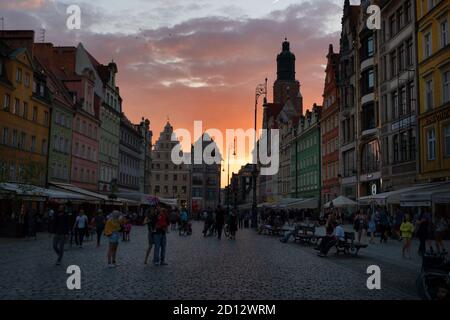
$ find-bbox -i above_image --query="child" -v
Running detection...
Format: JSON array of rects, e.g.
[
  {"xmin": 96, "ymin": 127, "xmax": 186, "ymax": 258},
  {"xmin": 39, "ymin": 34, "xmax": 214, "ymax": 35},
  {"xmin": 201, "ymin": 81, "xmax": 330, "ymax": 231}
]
[{"xmin": 400, "ymin": 214, "xmax": 414, "ymax": 259}]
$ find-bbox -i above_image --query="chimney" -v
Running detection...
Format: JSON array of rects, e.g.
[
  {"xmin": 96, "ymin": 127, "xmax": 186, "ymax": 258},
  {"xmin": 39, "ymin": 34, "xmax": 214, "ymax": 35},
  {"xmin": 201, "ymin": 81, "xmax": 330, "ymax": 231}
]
[{"xmin": 0, "ymin": 30, "xmax": 35, "ymax": 56}]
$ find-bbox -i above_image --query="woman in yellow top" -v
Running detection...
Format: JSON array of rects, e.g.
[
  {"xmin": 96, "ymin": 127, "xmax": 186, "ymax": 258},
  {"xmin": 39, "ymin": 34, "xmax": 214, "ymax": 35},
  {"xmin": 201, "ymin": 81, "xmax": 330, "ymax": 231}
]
[
  {"xmin": 104, "ymin": 211, "xmax": 122, "ymax": 268},
  {"xmin": 400, "ymin": 214, "xmax": 414, "ymax": 259}
]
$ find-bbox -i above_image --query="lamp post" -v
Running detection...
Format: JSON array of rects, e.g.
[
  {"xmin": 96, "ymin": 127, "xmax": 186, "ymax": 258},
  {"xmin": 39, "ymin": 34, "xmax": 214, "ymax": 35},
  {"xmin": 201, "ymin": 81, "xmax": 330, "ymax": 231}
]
[{"xmin": 251, "ymin": 79, "xmax": 267, "ymax": 228}]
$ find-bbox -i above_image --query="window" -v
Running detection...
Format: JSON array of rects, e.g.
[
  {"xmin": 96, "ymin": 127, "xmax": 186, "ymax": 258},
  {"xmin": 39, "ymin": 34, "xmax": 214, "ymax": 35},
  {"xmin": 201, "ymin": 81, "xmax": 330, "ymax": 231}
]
[
  {"xmin": 32, "ymin": 106, "xmax": 38, "ymax": 121},
  {"xmin": 390, "ymin": 14, "xmax": 396, "ymax": 37},
  {"xmin": 427, "ymin": 127, "xmax": 436, "ymax": 160},
  {"xmin": 44, "ymin": 111, "xmax": 49, "ymax": 126},
  {"xmin": 441, "ymin": 20, "xmax": 449, "ymax": 48},
  {"xmin": 22, "ymin": 102, "xmax": 28, "ymax": 119},
  {"xmin": 41, "ymin": 139, "xmax": 47, "ymax": 155},
  {"xmin": 400, "ymin": 86, "xmax": 407, "ymax": 116},
  {"xmin": 406, "ymin": 38, "xmax": 414, "ymax": 66},
  {"xmin": 12, "ymin": 130, "xmax": 17, "ymax": 147},
  {"xmin": 2, "ymin": 127, "xmax": 9, "ymax": 145},
  {"xmin": 16, "ymin": 68, "xmax": 22, "ymax": 83},
  {"xmin": 3, "ymin": 94, "xmax": 10, "ymax": 111},
  {"xmin": 31, "ymin": 136, "xmax": 36, "ymax": 153},
  {"xmin": 424, "ymin": 32, "xmax": 432, "ymax": 58},
  {"xmin": 24, "ymin": 73, "xmax": 30, "ymax": 88},
  {"xmin": 392, "ymin": 91, "xmax": 399, "ymax": 120},
  {"xmin": 445, "ymin": 125, "xmax": 450, "ymax": 157},
  {"xmin": 13, "ymin": 98, "xmax": 20, "ymax": 115},
  {"xmin": 391, "ymin": 51, "xmax": 397, "ymax": 78},
  {"xmin": 405, "ymin": 1, "xmax": 412, "ymax": 22},
  {"xmin": 426, "ymin": 79, "xmax": 434, "ymax": 110},
  {"xmin": 367, "ymin": 35, "xmax": 374, "ymax": 58},
  {"xmin": 443, "ymin": 70, "xmax": 450, "ymax": 103},
  {"xmin": 399, "ymin": 44, "xmax": 405, "ymax": 72}
]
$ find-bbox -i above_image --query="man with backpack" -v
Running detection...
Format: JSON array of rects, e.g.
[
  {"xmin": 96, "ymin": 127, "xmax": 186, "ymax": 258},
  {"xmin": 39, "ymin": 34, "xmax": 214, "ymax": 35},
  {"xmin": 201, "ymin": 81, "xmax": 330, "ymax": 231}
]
[{"xmin": 153, "ymin": 207, "xmax": 170, "ymax": 266}]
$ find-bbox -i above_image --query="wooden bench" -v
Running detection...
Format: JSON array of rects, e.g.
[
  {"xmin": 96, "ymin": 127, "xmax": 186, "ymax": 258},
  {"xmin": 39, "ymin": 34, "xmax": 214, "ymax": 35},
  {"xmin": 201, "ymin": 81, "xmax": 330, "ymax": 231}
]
[
  {"xmin": 335, "ymin": 232, "xmax": 368, "ymax": 256},
  {"xmin": 293, "ymin": 225, "xmax": 320, "ymax": 245}
]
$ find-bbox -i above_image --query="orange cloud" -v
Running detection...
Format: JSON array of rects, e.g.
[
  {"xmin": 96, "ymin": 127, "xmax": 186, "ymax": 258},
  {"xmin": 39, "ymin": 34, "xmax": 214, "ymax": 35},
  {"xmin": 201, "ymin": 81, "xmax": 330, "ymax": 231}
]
[{"xmin": 0, "ymin": 0, "xmax": 47, "ymax": 10}]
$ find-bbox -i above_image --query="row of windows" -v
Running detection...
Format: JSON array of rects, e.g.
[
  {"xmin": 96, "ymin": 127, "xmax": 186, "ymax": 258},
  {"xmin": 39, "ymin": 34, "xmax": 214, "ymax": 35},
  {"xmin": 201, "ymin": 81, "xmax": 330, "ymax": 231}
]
[
  {"xmin": 72, "ymin": 167, "xmax": 97, "ymax": 184},
  {"xmin": 298, "ymin": 135, "xmax": 319, "ymax": 152},
  {"xmin": 381, "ymin": 81, "xmax": 416, "ymax": 123},
  {"xmin": 74, "ymin": 142, "xmax": 97, "ymax": 162},
  {"xmin": 100, "ymin": 137, "xmax": 118, "ymax": 158},
  {"xmin": 119, "ymin": 172, "xmax": 139, "ymax": 187},
  {"xmin": 322, "ymin": 113, "xmax": 339, "ymax": 135},
  {"xmin": 381, "ymin": 0, "xmax": 413, "ymax": 43},
  {"xmin": 14, "ymin": 67, "xmax": 31, "ymax": 88},
  {"xmin": 121, "ymin": 130, "xmax": 141, "ymax": 149},
  {"xmin": 55, "ymin": 111, "xmax": 72, "ymax": 129},
  {"xmin": 322, "ymin": 137, "xmax": 340, "ymax": 156},
  {"xmin": 51, "ymin": 162, "xmax": 69, "ymax": 180},
  {"xmin": 74, "ymin": 117, "xmax": 98, "ymax": 140},
  {"xmin": 380, "ymin": 37, "xmax": 414, "ymax": 82},
  {"xmin": 152, "ymin": 162, "xmax": 185, "ymax": 170},
  {"xmin": 120, "ymin": 153, "xmax": 140, "ymax": 170},
  {"xmin": 298, "ymin": 170, "xmax": 320, "ymax": 189},
  {"xmin": 323, "ymin": 161, "xmax": 339, "ymax": 181},
  {"xmin": 100, "ymin": 165, "xmax": 117, "ymax": 183},
  {"xmin": 53, "ymin": 135, "xmax": 71, "ymax": 155},
  {"xmin": 422, "ymin": 19, "xmax": 449, "ymax": 60},
  {"xmin": 426, "ymin": 125, "xmax": 450, "ymax": 160},
  {"xmin": 2, "ymin": 95, "xmax": 49, "ymax": 126},
  {"xmin": 1, "ymin": 127, "xmax": 47, "ymax": 155},
  {"xmin": 0, "ymin": 161, "xmax": 45, "ymax": 183},
  {"xmin": 424, "ymin": 70, "xmax": 450, "ymax": 111},
  {"xmin": 154, "ymin": 173, "xmax": 188, "ymax": 182},
  {"xmin": 154, "ymin": 185, "xmax": 188, "ymax": 195}
]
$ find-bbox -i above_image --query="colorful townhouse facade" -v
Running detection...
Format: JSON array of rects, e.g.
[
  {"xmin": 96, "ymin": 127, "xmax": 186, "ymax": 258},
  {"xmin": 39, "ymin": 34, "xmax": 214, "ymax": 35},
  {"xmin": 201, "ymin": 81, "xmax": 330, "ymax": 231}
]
[
  {"xmin": 321, "ymin": 44, "xmax": 341, "ymax": 205},
  {"xmin": 0, "ymin": 31, "xmax": 51, "ymax": 187},
  {"xmin": 378, "ymin": 0, "xmax": 419, "ymax": 192},
  {"xmin": 33, "ymin": 51, "xmax": 74, "ymax": 184},
  {"xmin": 339, "ymin": 1, "xmax": 360, "ymax": 201},
  {"xmin": 416, "ymin": 0, "xmax": 450, "ymax": 182},
  {"xmin": 291, "ymin": 105, "xmax": 322, "ymax": 204}
]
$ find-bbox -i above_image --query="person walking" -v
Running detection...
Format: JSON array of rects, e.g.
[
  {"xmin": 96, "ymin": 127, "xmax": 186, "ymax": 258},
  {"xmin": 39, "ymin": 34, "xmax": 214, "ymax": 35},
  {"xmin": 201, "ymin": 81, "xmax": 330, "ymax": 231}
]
[
  {"xmin": 92, "ymin": 210, "xmax": 106, "ymax": 247},
  {"xmin": 416, "ymin": 210, "xmax": 432, "ymax": 256},
  {"xmin": 153, "ymin": 207, "xmax": 170, "ymax": 266},
  {"xmin": 104, "ymin": 211, "xmax": 122, "ymax": 268},
  {"xmin": 368, "ymin": 213, "xmax": 377, "ymax": 244},
  {"xmin": 215, "ymin": 206, "xmax": 225, "ymax": 240},
  {"xmin": 51, "ymin": 205, "xmax": 69, "ymax": 265},
  {"xmin": 400, "ymin": 214, "xmax": 414, "ymax": 259},
  {"xmin": 229, "ymin": 209, "xmax": 238, "ymax": 240},
  {"xmin": 435, "ymin": 214, "xmax": 448, "ymax": 254},
  {"xmin": 144, "ymin": 210, "xmax": 157, "ymax": 265},
  {"xmin": 179, "ymin": 208, "xmax": 188, "ymax": 236},
  {"xmin": 379, "ymin": 208, "xmax": 389, "ymax": 243},
  {"xmin": 73, "ymin": 210, "xmax": 88, "ymax": 248}
]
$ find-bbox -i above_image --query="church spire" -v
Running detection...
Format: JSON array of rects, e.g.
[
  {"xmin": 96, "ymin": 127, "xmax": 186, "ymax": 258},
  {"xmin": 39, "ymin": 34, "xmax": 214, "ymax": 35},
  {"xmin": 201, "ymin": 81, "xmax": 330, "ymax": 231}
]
[{"xmin": 277, "ymin": 38, "xmax": 296, "ymax": 81}]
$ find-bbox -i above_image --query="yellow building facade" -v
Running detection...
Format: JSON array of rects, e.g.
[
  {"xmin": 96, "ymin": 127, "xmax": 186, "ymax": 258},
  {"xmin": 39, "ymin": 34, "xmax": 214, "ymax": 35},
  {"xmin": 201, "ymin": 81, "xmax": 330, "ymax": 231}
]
[
  {"xmin": 0, "ymin": 45, "xmax": 51, "ymax": 186},
  {"xmin": 417, "ymin": 0, "xmax": 450, "ymax": 181}
]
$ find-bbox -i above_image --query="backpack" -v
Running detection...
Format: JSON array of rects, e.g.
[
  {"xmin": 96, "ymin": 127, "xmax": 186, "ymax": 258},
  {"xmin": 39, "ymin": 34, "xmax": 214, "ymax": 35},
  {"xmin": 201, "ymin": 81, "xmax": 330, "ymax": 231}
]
[{"xmin": 155, "ymin": 212, "xmax": 168, "ymax": 230}]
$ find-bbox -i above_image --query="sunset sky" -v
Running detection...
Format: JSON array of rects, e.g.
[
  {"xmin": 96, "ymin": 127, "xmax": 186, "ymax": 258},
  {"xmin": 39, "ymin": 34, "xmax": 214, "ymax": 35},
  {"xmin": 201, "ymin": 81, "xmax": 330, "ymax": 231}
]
[{"xmin": 0, "ymin": 0, "xmax": 356, "ymax": 186}]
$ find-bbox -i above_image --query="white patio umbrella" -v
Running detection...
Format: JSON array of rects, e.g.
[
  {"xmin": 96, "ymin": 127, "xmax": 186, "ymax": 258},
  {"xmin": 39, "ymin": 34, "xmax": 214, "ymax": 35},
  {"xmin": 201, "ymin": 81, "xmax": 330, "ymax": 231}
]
[{"xmin": 324, "ymin": 196, "xmax": 357, "ymax": 208}]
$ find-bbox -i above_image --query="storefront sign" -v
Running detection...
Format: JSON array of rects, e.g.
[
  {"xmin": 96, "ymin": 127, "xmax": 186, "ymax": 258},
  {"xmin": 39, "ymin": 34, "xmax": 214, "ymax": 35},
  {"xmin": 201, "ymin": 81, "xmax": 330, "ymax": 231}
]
[{"xmin": 424, "ymin": 108, "xmax": 450, "ymax": 126}]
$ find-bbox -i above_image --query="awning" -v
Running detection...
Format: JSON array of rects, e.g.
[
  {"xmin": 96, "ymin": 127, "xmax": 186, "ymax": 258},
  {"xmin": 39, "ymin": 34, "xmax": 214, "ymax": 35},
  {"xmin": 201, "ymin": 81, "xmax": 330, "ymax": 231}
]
[
  {"xmin": 141, "ymin": 195, "xmax": 178, "ymax": 207},
  {"xmin": 284, "ymin": 198, "xmax": 319, "ymax": 209},
  {"xmin": 400, "ymin": 182, "xmax": 450, "ymax": 207},
  {"xmin": 358, "ymin": 183, "xmax": 448, "ymax": 206},
  {"xmin": 257, "ymin": 202, "xmax": 273, "ymax": 208},
  {"xmin": 324, "ymin": 196, "xmax": 357, "ymax": 208},
  {"xmin": 49, "ymin": 182, "xmax": 122, "ymax": 205},
  {"xmin": 0, "ymin": 183, "xmax": 97, "ymax": 203},
  {"xmin": 238, "ymin": 203, "xmax": 253, "ymax": 210}
]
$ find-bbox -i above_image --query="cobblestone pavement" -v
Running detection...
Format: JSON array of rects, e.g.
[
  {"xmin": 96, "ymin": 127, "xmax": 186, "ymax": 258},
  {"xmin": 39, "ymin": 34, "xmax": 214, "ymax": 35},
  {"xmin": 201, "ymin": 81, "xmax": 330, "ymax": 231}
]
[{"xmin": 0, "ymin": 222, "xmax": 422, "ymax": 300}]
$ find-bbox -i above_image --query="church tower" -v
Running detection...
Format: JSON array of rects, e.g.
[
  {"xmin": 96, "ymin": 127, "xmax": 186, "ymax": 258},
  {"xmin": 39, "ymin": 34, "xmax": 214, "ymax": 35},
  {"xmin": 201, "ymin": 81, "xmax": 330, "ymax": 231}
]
[{"xmin": 273, "ymin": 38, "xmax": 303, "ymax": 114}]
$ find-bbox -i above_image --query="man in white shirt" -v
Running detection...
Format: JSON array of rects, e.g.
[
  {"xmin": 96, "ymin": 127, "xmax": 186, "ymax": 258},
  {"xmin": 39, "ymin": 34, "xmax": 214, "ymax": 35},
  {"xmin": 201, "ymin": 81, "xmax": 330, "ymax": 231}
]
[
  {"xmin": 73, "ymin": 210, "xmax": 88, "ymax": 248},
  {"xmin": 318, "ymin": 220, "xmax": 346, "ymax": 257}
]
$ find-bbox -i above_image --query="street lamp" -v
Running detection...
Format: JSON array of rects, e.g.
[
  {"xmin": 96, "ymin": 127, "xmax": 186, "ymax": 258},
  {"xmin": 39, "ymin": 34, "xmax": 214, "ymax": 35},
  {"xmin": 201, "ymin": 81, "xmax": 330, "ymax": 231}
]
[{"xmin": 251, "ymin": 79, "xmax": 267, "ymax": 228}]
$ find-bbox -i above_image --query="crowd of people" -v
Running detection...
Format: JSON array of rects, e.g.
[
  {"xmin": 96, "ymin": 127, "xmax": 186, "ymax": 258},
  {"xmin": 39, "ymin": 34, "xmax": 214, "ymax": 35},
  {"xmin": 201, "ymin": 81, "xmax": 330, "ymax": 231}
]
[
  {"xmin": 201, "ymin": 206, "xmax": 239, "ymax": 240},
  {"xmin": 49, "ymin": 204, "xmax": 173, "ymax": 267}
]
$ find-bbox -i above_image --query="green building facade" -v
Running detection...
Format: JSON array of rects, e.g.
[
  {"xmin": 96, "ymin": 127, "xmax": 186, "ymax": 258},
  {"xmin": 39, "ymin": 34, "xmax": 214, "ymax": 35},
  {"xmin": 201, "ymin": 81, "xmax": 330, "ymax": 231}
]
[{"xmin": 291, "ymin": 105, "xmax": 322, "ymax": 203}]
